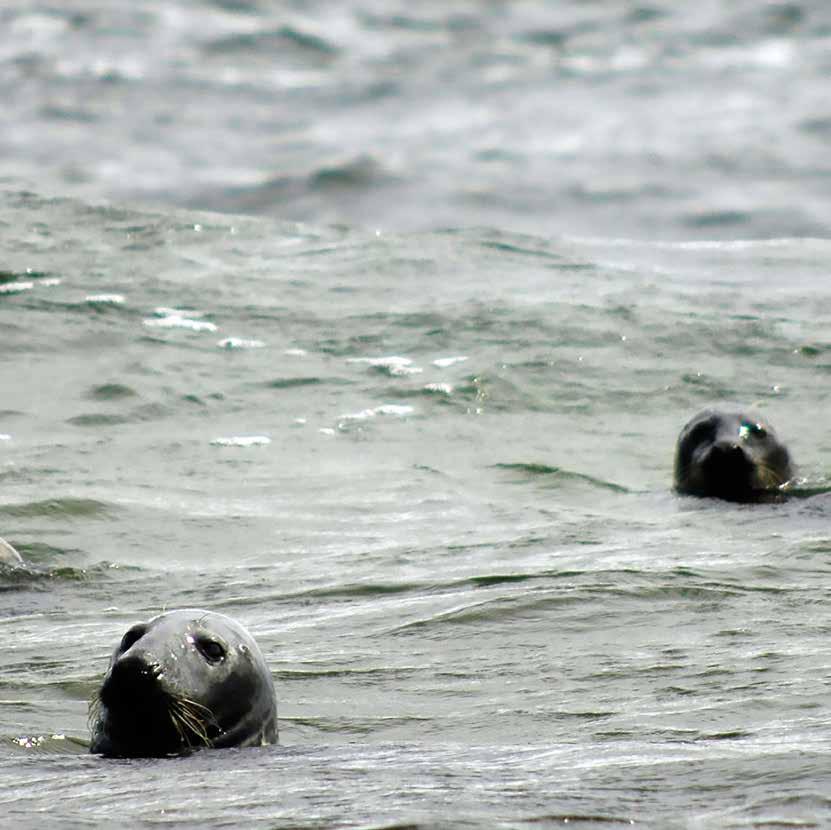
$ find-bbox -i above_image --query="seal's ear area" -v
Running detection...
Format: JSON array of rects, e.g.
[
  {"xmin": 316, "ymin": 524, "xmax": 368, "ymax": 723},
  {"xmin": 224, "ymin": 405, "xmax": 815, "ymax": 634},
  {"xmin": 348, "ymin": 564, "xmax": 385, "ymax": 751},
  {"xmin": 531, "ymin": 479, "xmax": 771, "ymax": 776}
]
[
  {"xmin": 681, "ymin": 416, "xmax": 718, "ymax": 451},
  {"xmin": 673, "ymin": 410, "xmax": 716, "ymax": 482}
]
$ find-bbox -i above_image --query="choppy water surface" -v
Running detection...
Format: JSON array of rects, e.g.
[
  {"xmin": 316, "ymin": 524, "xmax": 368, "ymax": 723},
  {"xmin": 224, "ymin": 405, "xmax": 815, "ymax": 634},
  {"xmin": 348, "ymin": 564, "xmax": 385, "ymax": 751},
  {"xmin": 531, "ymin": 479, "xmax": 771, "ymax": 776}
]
[
  {"xmin": 2, "ymin": 1, "xmax": 831, "ymax": 829},
  {"xmin": 3, "ymin": 0, "xmax": 831, "ymax": 239},
  {"xmin": 2, "ymin": 193, "xmax": 831, "ymax": 828}
]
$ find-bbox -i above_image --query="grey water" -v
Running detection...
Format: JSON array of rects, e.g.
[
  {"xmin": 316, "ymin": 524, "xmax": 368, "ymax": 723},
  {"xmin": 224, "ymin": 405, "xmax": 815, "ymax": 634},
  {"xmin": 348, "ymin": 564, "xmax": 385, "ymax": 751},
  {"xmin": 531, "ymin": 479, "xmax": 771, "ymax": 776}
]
[{"xmin": 2, "ymin": 2, "xmax": 831, "ymax": 828}]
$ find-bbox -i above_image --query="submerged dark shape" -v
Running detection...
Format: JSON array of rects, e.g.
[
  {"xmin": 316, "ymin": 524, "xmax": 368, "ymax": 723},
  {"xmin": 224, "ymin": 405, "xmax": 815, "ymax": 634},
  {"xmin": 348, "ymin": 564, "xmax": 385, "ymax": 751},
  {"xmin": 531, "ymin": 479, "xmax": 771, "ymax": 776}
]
[
  {"xmin": 89, "ymin": 609, "xmax": 277, "ymax": 758},
  {"xmin": 673, "ymin": 408, "xmax": 794, "ymax": 503}
]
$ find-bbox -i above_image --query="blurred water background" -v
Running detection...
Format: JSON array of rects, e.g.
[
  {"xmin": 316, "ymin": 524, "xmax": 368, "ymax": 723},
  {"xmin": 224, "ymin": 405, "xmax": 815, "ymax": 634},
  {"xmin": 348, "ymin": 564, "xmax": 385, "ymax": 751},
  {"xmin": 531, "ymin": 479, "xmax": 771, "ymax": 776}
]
[{"xmin": 2, "ymin": 2, "xmax": 831, "ymax": 828}]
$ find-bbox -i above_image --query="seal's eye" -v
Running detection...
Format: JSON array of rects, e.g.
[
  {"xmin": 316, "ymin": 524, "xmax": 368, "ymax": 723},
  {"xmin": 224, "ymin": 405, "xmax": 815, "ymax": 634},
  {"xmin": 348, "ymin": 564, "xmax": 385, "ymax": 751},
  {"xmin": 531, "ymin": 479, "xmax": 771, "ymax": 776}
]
[
  {"xmin": 195, "ymin": 636, "xmax": 226, "ymax": 664},
  {"xmin": 740, "ymin": 421, "xmax": 766, "ymax": 440},
  {"xmin": 119, "ymin": 624, "xmax": 147, "ymax": 654}
]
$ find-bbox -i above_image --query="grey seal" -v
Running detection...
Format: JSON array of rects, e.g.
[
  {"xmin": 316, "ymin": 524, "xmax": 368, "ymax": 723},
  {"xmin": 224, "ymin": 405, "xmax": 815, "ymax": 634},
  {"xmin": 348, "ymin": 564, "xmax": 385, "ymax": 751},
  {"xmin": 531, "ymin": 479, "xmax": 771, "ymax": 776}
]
[
  {"xmin": 0, "ymin": 537, "xmax": 22, "ymax": 566},
  {"xmin": 89, "ymin": 608, "xmax": 277, "ymax": 757},
  {"xmin": 673, "ymin": 408, "xmax": 794, "ymax": 503}
]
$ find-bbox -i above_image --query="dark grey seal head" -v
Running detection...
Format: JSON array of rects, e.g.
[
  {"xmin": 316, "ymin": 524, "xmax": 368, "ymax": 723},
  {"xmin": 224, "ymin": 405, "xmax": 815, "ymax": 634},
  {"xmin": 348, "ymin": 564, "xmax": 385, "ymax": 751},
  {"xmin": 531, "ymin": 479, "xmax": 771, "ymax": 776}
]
[
  {"xmin": 90, "ymin": 608, "xmax": 277, "ymax": 758},
  {"xmin": 673, "ymin": 408, "xmax": 794, "ymax": 503}
]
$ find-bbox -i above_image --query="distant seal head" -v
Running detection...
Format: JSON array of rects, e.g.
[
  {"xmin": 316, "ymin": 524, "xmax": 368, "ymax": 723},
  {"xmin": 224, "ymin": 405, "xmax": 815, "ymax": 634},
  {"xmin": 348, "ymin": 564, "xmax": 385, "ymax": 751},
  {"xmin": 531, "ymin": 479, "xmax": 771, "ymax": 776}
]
[
  {"xmin": 674, "ymin": 408, "xmax": 794, "ymax": 503},
  {"xmin": 0, "ymin": 537, "xmax": 22, "ymax": 566},
  {"xmin": 90, "ymin": 609, "xmax": 277, "ymax": 757}
]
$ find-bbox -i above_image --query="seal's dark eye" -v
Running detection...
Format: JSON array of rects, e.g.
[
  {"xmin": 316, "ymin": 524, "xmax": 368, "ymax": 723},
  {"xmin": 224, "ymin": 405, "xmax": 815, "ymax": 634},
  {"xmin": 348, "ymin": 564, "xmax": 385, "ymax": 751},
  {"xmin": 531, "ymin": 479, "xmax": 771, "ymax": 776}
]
[
  {"xmin": 740, "ymin": 420, "xmax": 766, "ymax": 439},
  {"xmin": 119, "ymin": 624, "xmax": 147, "ymax": 654},
  {"xmin": 195, "ymin": 636, "xmax": 225, "ymax": 664}
]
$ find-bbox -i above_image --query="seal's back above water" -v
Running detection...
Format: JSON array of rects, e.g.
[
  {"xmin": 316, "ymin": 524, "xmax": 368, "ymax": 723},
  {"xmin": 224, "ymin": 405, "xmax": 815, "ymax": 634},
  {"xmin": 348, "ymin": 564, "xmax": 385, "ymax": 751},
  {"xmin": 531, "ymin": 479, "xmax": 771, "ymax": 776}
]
[
  {"xmin": 673, "ymin": 408, "xmax": 794, "ymax": 503},
  {"xmin": 90, "ymin": 608, "xmax": 277, "ymax": 758}
]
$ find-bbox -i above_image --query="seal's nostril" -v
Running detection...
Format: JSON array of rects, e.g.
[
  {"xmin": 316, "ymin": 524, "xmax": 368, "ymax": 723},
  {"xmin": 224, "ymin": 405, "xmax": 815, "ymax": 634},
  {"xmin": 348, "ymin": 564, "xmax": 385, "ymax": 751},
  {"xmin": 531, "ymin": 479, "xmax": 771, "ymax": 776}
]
[
  {"xmin": 99, "ymin": 653, "xmax": 165, "ymax": 712},
  {"xmin": 107, "ymin": 654, "xmax": 162, "ymax": 689},
  {"xmin": 709, "ymin": 440, "xmax": 747, "ymax": 462}
]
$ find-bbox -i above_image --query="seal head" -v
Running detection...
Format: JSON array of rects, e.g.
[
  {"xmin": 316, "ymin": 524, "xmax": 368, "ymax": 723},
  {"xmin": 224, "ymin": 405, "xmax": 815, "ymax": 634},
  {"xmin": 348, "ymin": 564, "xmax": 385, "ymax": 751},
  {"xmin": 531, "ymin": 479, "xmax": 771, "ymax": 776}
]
[
  {"xmin": 90, "ymin": 608, "xmax": 277, "ymax": 757},
  {"xmin": 0, "ymin": 537, "xmax": 22, "ymax": 566},
  {"xmin": 673, "ymin": 408, "xmax": 794, "ymax": 503}
]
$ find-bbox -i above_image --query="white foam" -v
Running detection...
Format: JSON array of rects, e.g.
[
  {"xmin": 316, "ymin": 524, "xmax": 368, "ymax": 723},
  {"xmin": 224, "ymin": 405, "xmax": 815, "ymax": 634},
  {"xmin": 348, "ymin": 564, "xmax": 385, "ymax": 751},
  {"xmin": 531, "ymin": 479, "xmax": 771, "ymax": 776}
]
[
  {"xmin": 338, "ymin": 404, "xmax": 415, "ymax": 422},
  {"xmin": 217, "ymin": 337, "xmax": 265, "ymax": 349},
  {"xmin": 423, "ymin": 382, "xmax": 453, "ymax": 395},
  {"xmin": 0, "ymin": 434, "xmax": 10, "ymax": 441},
  {"xmin": 347, "ymin": 356, "xmax": 411, "ymax": 366},
  {"xmin": 210, "ymin": 435, "xmax": 271, "ymax": 447},
  {"xmin": 392, "ymin": 365, "xmax": 423, "ymax": 376},
  {"xmin": 86, "ymin": 294, "xmax": 125, "ymax": 304},
  {"xmin": 347, "ymin": 356, "xmax": 422, "ymax": 376},
  {"xmin": 144, "ymin": 315, "xmax": 218, "ymax": 332},
  {"xmin": 284, "ymin": 348, "xmax": 308, "ymax": 356},
  {"xmin": 432, "ymin": 356, "xmax": 468, "ymax": 368},
  {"xmin": 338, "ymin": 408, "xmax": 375, "ymax": 422},
  {"xmin": 0, "ymin": 281, "xmax": 34, "ymax": 294},
  {"xmin": 374, "ymin": 405, "xmax": 415, "ymax": 417},
  {"xmin": 154, "ymin": 306, "xmax": 198, "ymax": 317}
]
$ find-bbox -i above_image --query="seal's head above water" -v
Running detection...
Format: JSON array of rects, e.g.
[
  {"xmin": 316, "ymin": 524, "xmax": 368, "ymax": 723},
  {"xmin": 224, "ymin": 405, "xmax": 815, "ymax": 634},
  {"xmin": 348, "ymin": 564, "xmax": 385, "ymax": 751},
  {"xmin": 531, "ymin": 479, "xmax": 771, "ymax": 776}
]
[
  {"xmin": 90, "ymin": 609, "xmax": 277, "ymax": 758},
  {"xmin": 674, "ymin": 408, "xmax": 794, "ymax": 503},
  {"xmin": 0, "ymin": 537, "xmax": 22, "ymax": 567}
]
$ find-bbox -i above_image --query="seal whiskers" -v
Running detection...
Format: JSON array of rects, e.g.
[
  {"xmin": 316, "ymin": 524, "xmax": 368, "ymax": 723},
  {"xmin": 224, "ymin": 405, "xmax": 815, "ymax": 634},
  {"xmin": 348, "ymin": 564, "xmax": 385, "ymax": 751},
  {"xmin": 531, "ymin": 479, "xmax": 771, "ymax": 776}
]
[
  {"xmin": 168, "ymin": 697, "xmax": 218, "ymax": 749},
  {"xmin": 754, "ymin": 460, "xmax": 789, "ymax": 490}
]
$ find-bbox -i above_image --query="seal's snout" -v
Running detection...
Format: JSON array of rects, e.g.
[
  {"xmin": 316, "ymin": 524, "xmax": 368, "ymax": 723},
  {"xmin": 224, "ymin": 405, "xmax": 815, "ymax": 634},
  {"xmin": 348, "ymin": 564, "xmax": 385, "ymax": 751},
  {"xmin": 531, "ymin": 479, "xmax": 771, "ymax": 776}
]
[
  {"xmin": 713, "ymin": 439, "xmax": 745, "ymax": 458},
  {"xmin": 112, "ymin": 653, "xmax": 162, "ymax": 682},
  {"xmin": 702, "ymin": 440, "xmax": 754, "ymax": 493},
  {"xmin": 101, "ymin": 653, "xmax": 164, "ymax": 708}
]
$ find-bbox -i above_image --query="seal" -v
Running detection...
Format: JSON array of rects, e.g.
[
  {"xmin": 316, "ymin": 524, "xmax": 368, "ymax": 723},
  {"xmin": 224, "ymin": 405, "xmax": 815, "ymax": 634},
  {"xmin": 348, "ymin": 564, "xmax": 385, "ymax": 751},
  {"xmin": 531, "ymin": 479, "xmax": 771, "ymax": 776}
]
[
  {"xmin": 673, "ymin": 408, "xmax": 794, "ymax": 503},
  {"xmin": 89, "ymin": 608, "xmax": 277, "ymax": 757},
  {"xmin": 0, "ymin": 536, "xmax": 22, "ymax": 566}
]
